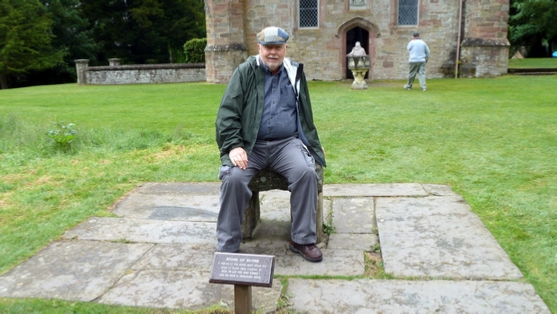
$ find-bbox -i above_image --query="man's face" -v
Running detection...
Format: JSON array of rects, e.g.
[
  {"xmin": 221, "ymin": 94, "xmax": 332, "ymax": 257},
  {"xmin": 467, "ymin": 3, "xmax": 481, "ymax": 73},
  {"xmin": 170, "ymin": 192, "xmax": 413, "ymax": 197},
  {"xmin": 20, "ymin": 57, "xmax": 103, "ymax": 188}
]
[{"xmin": 258, "ymin": 43, "xmax": 286, "ymax": 72}]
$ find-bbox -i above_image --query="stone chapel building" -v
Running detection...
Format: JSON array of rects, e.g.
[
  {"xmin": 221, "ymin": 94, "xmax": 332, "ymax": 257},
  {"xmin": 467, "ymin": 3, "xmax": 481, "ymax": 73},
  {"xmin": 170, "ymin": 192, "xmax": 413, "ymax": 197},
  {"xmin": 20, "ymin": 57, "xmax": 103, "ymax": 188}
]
[{"xmin": 204, "ymin": 0, "xmax": 510, "ymax": 84}]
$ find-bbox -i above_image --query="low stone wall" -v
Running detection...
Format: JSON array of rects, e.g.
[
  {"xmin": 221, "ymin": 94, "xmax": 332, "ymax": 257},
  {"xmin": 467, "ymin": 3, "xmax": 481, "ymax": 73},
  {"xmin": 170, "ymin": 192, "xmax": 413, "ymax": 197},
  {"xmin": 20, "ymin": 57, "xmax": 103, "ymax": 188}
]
[
  {"xmin": 75, "ymin": 59, "xmax": 206, "ymax": 85},
  {"xmin": 460, "ymin": 38, "xmax": 510, "ymax": 78}
]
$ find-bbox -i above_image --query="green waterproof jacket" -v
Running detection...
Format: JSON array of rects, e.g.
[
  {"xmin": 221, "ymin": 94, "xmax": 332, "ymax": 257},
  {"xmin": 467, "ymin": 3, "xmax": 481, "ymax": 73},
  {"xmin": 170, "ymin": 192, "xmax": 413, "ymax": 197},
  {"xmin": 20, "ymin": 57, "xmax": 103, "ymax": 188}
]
[{"xmin": 215, "ymin": 55, "xmax": 326, "ymax": 168}]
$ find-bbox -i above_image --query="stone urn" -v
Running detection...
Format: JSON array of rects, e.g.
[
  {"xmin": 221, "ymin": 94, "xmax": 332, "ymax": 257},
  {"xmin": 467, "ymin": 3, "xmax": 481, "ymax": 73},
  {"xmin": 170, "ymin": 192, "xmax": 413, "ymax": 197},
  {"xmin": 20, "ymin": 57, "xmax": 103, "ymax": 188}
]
[{"xmin": 347, "ymin": 56, "xmax": 371, "ymax": 90}]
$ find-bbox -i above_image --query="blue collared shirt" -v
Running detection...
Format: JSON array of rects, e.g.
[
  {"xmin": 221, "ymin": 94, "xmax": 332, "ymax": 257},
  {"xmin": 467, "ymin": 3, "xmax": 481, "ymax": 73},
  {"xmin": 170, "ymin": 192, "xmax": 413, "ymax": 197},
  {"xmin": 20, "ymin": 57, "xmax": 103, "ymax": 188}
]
[{"xmin": 257, "ymin": 59, "xmax": 298, "ymax": 140}]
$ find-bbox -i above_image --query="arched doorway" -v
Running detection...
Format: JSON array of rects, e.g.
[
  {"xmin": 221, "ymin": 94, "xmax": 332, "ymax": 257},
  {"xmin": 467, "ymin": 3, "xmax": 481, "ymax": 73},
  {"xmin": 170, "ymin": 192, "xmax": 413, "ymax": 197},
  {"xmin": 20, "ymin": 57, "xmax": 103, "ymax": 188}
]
[
  {"xmin": 337, "ymin": 17, "xmax": 378, "ymax": 81},
  {"xmin": 346, "ymin": 27, "xmax": 370, "ymax": 79}
]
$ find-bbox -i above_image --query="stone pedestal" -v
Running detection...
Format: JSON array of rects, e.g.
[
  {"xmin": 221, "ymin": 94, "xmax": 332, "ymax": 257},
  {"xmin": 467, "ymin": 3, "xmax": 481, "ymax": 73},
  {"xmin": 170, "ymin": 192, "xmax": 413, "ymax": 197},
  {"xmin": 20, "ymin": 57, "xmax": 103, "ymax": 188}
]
[{"xmin": 347, "ymin": 56, "xmax": 370, "ymax": 90}]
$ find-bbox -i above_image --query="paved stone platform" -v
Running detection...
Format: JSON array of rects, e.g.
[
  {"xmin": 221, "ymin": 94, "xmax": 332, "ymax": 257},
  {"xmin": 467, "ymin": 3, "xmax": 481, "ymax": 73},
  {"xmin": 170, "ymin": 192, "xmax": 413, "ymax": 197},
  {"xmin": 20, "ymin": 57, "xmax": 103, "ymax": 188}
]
[{"xmin": 0, "ymin": 183, "xmax": 551, "ymax": 313}]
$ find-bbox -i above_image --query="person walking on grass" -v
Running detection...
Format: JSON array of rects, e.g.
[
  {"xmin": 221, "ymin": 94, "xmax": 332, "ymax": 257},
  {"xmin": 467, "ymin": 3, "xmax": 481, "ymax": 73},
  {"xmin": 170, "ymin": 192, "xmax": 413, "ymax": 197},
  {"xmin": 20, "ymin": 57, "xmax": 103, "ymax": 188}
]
[
  {"xmin": 215, "ymin": 26, "xmax": 326, "ymax": 262},
  {"xmin": 404, "ymin": 31, "xmax": 430, "ymax": 91}
]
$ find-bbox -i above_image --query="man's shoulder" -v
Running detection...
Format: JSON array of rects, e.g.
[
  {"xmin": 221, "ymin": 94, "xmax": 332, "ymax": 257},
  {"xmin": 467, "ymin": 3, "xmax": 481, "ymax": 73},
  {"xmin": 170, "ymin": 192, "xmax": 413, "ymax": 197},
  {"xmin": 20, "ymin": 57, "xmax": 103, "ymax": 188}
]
[
  {"xmin": 236, "ymin": 56, "xmax": 258, "ymax": 72},
  {"xmin": 286, "ymin": 58, "xmax": 299, "ymax": 67},
  {"xmin": 409, "ymin": 39, "xmax": 427, "ymax": 46},
  {"xmin": 240, "ymin": 56, "xmax": 257, "ymax": 66}
]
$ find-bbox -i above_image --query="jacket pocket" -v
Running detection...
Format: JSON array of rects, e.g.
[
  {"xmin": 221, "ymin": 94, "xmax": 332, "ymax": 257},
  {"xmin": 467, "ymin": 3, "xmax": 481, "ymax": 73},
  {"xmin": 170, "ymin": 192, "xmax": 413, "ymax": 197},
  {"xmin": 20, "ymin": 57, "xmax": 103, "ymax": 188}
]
[
  {"xmin": 300, "ymin": 143, "xmax": 315, "ymax": 168},
  {"xmin": 218, "ymin": 165, "xmax": 231, "ymax": 180}
]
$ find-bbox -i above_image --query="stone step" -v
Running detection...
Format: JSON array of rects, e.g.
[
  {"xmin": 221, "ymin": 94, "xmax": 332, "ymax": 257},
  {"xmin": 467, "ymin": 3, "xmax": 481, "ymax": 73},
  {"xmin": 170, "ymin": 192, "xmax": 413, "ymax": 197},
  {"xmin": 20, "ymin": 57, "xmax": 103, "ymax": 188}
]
[{"xmin": 507, "ymin": 68, "xmax": 557, "ymax": 75}]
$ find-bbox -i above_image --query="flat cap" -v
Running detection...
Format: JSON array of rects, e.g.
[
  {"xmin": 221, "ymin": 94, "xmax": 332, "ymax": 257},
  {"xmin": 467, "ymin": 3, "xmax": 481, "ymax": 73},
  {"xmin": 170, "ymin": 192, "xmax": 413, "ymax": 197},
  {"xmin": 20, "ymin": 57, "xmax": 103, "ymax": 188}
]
[{"xmin": 257, "ymin": 26, "xmax": 289, "ymax": 45}]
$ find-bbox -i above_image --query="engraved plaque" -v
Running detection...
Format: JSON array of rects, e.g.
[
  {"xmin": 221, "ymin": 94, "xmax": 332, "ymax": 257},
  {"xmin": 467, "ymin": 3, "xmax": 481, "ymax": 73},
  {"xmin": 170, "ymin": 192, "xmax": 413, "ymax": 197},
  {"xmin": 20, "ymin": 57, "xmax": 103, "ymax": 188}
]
[
  {"xmin": 209, "ymin": 253, "xmax": 275, "ymax": 287},
  {"xmin": 350, "ymin": 0, "xmax": 366, "ymax": 10}
]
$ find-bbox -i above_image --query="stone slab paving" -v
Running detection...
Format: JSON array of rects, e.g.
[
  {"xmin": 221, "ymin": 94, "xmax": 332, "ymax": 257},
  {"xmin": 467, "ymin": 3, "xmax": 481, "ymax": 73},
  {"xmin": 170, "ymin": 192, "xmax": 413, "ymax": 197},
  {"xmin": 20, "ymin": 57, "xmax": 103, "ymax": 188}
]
[
  {"xmin": 422, "ymin": 184, "xmax": 463, "ymax": 197},
  {"xmin": 0, "ymin": 240, "xmax": 153, "ymax": 301},
  {"xmin": 274, "ymin": 249, "xmax": 364, "ymax": 277},
  {"xmin": 111, "ymin": 183, "xmax": 221, "ymax": 222},
  {"xmin": 287, "ymin": 279, "xmax": 551, "ymax": 313},
  {"xmin": 0, "ymin": 183, "xmax": 550, "ymax": 313},
  {"xmin": 131, "ymin": 243, "xmax": 216, "ymax": 271},
  {"xmin": 324, "ymin": 183, "xmax": 427, "ymax": 197},
  {"xmin": 62, "ymin": 217, "xmax": 217, "ymax": 245},
  {"xmin": 328, "ymin": 233, "xmax": 378, "ymax": 251},
  {"xmin": 131, "ymin": 182, "xmax": 221, "ymax": 195},
  {"xmin": 97, "ymin": 269, "xmax": 282, "ymax": 312},
  {"xmin": 376, "ymin": 196, "xmax": 524, "ymax": 280},
  {"xmin": 332, "ymin": 197, "xmax": 376, "ymax": 233},
  {"xmin": 113, "ymin": 194, "xmax": 220, "ymax": 222},
  {"xmin": 257, "ymin": 190, "xmax": 299, "ymax": 221}
]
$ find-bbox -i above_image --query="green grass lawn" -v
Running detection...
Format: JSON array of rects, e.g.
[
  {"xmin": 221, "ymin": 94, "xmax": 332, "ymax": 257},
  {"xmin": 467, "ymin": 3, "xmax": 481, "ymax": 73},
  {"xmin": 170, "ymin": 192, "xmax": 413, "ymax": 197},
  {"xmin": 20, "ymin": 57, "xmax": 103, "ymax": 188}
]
[
  {"xmin": 508, "ymin": 57, "xmax": 557, "ymax": 68},
  {"xmin": 1, "ymin": 77, "xmax": 556, "ymax": 312}
]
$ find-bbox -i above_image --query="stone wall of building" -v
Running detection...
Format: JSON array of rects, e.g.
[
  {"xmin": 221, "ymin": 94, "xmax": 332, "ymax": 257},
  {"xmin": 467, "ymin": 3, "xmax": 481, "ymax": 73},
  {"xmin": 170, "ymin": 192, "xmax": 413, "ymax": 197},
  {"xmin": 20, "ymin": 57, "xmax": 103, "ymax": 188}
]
[
  {"xmin": 204, "ymin": 0, "xmax": 248, "ymax": 83},
  {"xmin": 460, "ymin": 38, "xmax": 510, "ymax": 77},
  {"xmin": 246, "ymin": 0, "xmax": 458, "ymax": 80},
  {"xmin": 207, "ymin": 0, "xmax": 463, "ymax": 82},
  {"xmin": 75, "ymin": 59, "xmax": 205, "ymax": 85},
  {"xmin": 205, "ymin": 0, "xmax": 510, "ymax": 83},
  {"xmin": 460, "ymin": 0, "xmax": 510, "ymax": 77}
]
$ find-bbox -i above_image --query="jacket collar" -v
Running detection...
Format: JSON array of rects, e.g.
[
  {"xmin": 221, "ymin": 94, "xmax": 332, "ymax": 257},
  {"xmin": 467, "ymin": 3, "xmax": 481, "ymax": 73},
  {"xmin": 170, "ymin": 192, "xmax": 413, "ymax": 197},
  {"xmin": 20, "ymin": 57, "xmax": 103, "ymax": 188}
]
[{"xmin": 255, "ymin": 55, "xmax": 298, "ymax": 87}]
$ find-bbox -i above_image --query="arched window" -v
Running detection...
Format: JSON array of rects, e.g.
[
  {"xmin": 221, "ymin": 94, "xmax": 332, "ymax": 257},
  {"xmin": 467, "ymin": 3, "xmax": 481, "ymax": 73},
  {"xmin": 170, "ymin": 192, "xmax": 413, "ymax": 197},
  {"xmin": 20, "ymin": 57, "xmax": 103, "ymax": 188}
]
[
  {"xmin": 398, "ymin": 0, "xmax": 418, "ymax": 25},
  {"xmin": 299, "ymin": 0, "xmax": 319, "ymax": 28}
]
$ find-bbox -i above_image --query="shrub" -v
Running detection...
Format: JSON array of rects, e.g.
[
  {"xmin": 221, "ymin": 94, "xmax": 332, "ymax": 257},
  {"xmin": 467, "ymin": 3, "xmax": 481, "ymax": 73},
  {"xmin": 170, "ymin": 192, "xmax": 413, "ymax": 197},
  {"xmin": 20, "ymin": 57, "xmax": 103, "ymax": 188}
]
[
  {"xmin": 46, "ymin": 121, "xmax": 77, "ymax": 152},
  {"xmin": 183, "ymin": 38, "xmax": 207, "ymax": 63}
]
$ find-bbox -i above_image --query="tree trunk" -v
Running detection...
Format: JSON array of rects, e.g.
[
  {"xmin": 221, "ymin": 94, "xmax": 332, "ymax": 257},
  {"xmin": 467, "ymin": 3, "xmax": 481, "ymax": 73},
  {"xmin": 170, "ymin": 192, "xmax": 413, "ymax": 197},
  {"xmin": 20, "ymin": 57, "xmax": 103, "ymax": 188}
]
[{"xmin": 0, "ymin": 73, "xmax": 8, "ymax": 89}]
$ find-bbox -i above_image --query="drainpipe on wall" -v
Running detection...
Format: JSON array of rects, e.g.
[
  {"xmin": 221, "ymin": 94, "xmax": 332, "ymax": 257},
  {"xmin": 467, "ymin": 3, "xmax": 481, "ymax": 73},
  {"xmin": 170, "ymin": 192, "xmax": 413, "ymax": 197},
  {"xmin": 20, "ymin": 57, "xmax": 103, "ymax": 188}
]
[{"xmin": 455, "ymin": 0, "xmax": 464, "ymax": 78}]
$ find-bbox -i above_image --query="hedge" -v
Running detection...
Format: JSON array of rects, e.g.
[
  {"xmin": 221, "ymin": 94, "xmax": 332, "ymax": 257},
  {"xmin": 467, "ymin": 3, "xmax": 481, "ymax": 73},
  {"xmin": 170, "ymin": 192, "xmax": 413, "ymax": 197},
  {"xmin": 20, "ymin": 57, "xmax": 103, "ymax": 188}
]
[{"xmin": 184, "ymin": 38, "xmax": 207, "ymax": 63}]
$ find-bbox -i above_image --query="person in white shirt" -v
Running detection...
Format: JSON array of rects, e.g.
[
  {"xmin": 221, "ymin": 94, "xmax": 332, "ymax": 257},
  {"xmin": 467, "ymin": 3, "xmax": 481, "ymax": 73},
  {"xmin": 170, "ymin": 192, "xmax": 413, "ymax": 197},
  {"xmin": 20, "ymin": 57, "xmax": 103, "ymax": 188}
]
[{"xmin": 404, "ymin": 32, "xmax": 430, "ymax": 91}]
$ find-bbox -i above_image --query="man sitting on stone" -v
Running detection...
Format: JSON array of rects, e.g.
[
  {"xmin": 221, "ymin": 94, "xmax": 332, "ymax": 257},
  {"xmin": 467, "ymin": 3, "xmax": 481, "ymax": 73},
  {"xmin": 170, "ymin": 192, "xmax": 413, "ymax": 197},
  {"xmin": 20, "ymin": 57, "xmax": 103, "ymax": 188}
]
[{"xmin": 215, "ymin": 26, "xmax": 327, "ymax": 262}]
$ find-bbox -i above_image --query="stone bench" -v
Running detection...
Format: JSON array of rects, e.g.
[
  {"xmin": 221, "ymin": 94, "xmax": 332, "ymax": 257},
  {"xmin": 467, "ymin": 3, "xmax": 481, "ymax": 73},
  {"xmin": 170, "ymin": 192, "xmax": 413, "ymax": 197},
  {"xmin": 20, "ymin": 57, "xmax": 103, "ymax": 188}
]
[{"xmin": 241, "ymin": 164, "xmax": 325, "ymax": 244}]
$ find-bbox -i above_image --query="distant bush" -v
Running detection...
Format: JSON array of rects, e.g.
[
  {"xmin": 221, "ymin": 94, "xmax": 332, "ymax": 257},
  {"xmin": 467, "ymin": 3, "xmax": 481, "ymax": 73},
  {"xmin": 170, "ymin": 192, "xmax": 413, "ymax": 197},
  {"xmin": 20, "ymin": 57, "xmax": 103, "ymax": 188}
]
[{"xmin": 183, "ymin": 38, "xmax": 207, "ymax": 63}]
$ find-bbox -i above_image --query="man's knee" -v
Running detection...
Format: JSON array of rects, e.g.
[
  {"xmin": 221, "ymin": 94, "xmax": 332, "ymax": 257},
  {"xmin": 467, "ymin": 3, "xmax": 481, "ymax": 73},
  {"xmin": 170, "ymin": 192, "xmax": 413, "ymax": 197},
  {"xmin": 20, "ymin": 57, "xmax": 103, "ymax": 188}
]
[
  {"xmin": 290, "ymin": 166, "xmax": 318, "ymax": 188},
  {"xmin": 220, "ymin": 168, "xmax": 254, "ymax": 201},
  {"xmin": 221, "ymin": 166, "xmax": 247, "ymax": 182}
]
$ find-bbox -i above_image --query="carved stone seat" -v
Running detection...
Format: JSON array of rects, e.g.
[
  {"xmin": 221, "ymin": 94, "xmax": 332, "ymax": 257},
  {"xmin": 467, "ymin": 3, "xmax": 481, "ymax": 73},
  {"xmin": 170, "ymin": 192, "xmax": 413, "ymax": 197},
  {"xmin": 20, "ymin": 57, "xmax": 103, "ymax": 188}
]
[{"xmin": 241, "ymin": 164, "xmax": 324, "ymax": 243}]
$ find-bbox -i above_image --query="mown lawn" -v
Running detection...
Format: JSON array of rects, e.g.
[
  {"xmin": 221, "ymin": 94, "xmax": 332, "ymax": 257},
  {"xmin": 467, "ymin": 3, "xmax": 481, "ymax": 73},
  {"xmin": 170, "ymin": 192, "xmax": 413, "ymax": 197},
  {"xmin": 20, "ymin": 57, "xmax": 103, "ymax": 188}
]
[
  {"xmin": 1, "ymin": 76, "xmax": 556, "ymax": 312},
  {"xmin": 508, "ymin": 57, "xmax": 557, "ymax": 68}
]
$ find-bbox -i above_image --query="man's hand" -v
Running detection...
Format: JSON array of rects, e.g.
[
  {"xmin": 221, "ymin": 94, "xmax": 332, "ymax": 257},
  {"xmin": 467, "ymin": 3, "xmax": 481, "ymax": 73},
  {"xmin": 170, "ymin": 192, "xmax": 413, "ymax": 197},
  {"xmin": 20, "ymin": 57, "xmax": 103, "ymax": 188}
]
[{"xmin": 229, "ymin": 147, "xmax": 248, "ymax": 170}]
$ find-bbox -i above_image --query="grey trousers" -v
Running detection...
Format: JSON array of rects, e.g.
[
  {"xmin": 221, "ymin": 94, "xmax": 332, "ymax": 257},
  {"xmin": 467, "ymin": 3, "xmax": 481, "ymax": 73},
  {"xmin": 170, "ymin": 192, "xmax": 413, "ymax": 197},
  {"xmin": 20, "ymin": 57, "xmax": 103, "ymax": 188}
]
[
  {"xmin": 216, "ymin": 136, "xmax": 318, "ymax": 252},
  {"xmin": 406, "ymin": 61, "xmax": 427, "ymax": 90}
]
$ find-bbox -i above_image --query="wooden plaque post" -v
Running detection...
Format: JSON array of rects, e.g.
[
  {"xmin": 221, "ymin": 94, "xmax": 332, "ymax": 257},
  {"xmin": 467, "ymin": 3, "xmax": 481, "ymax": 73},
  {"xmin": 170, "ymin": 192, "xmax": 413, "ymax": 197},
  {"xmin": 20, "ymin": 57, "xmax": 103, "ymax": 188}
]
[{"xmin": 209, "ymin": 252, "xmax": 275, "ymax": 313}]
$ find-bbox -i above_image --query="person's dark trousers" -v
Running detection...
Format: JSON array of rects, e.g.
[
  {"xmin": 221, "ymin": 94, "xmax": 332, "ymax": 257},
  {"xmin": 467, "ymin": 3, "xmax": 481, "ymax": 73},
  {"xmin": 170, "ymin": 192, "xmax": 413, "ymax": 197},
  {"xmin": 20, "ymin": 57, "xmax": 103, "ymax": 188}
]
[
  {"xmin": 405, "ymin": 61, "xmax": 427, "ymax": 90},
  {"xmin": 216, "ymin": 136, "xmax": 319, "ymax": 252}
]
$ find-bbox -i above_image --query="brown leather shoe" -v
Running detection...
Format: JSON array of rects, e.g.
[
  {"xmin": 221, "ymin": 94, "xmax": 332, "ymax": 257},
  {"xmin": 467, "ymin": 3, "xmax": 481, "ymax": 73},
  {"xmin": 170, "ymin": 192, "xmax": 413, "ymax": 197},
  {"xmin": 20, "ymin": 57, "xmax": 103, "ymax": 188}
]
[{"xmin": 289, "ymin": 241, "xmax": 323, "ymax": 262}]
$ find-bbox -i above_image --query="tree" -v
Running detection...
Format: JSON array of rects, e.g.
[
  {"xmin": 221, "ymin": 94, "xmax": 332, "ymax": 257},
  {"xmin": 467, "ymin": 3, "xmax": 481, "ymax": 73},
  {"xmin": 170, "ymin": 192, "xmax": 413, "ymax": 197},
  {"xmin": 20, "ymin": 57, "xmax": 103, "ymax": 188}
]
[
  {"xmin": 41, "ymin": 0, "xmax": 98, "ymax": 82},
  {"xmin": 0, "ymin": 0, "xmax": 64, "ymax": 88},
  {"xmin": 78, "ymin": 0, "xmax": 133, "ymax": 64},
  {"xmin": 156, "ymin": 0, "xmax": 206, "ymax": 63},
  {"xmin": 10, "ymin": 0, "xmax": 99, "ymax": 87},
  {"xmin": 80, "ymin": 0, "xmax": 205, "ymax": 65},
  {"xmin": 509, "ymin": 0, "xmax": 557, "ymax": 57}
]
